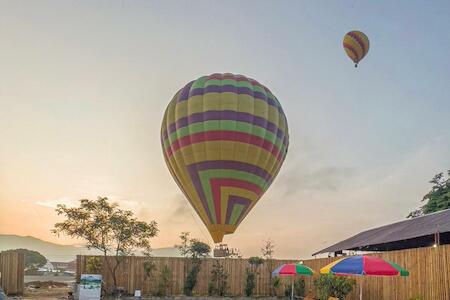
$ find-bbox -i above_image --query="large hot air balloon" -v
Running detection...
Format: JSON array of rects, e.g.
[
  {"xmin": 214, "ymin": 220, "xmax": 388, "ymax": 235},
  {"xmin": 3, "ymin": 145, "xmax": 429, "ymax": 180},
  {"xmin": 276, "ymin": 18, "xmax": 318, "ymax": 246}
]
[
  {"xmin": 161, "ymin": 73, "xmax": 289, "ymax": 243},
  {"xmin": 343, "ymin": 31, "xmax": 370, "ymax": 67}
]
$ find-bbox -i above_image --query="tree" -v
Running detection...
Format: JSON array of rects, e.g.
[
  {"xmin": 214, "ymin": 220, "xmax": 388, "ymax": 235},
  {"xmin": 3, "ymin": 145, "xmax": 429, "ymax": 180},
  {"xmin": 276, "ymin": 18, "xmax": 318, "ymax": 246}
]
[
  {"xmin": 261, "ymin": 239, "xmax": 275, "ymax": 295},
  {"xmin": 408, "ymin": 170, "xmax": 450, "ymax": 218},
  {"xmin": 156, "ymin": 265, "xmax": 173, "ymax": 296},
  {"xmin": 175, "ymin": 232, "xmax": 210, "ymax": 295},
  {"xmin": 228, "ymin": 248, "xmax": 242, "ymax": 258},
  {"xmin": 142, "ymin": 255, "xmax": 156, "ymax": 292},
  {"xmin": 261, "ymin": 239, "xmax": 275, "ymax": 259},
  {"xmin": 208, "ymin": 260, "xmax": 229, "ymax": 296},
  {"xmin": 2, "ymin": 249, "xmax": 47, "ymax": 269},
  {"xmin": 52, "ymin": 197, "xmax": 158, "ymax": 292},
  {"xmin": 245, "ymin": 256, "xmax": 264, "ymax": 296},
  {"xmin": 176, "ymin": 232, "xmax": 210, "ymax": 258}
]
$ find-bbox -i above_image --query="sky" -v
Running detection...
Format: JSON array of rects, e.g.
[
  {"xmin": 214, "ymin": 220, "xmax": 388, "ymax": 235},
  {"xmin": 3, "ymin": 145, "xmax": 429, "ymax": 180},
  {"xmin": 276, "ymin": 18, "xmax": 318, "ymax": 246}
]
[{"xmin": 0, "ymin": 1, "xmax": 449, "ymax": 259}]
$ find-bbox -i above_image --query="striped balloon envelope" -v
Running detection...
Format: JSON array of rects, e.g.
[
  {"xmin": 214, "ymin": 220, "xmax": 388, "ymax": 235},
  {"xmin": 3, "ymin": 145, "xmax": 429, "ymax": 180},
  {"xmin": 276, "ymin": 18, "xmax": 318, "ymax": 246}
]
[
  {"xmin": 343, "ymin": 31, "xmax": 370, "ymax": 67},
  {"xmin": 161, "ymin": 73, "xmax": 289, "ymax": 243}
]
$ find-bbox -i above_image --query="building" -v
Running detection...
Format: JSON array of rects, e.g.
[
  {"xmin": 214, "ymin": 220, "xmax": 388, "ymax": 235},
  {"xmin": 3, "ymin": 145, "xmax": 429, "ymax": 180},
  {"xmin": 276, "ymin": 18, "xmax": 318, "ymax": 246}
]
[{"xmin": 313, "ymin": 208, "xmax": 450, "ymax": 256}]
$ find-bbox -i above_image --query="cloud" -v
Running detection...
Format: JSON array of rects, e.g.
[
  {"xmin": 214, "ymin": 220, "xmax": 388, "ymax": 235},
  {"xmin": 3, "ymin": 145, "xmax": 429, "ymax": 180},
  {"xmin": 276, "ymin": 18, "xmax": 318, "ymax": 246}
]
[
  {"xmin": 35, "ymin": 197, "xmax": 78, "ymax": 208},
  {"xmin": 35, "ymin": 195, "xmax": 139, "ymax": 210},
  {"xmin": 166, "ymin": 194, "xmax": 193, "ymax": 224},
  {"xmin": 275, "ymin": 163, "xmax": 357, "ymax": 199},
  {"xmin": 108, "ymin": 195, "xmax": 139, "ymax": 210}
]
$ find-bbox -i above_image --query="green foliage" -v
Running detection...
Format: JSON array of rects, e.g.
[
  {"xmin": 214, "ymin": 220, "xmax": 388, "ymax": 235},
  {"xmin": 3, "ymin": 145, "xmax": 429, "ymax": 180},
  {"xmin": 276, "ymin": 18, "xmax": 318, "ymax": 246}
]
[
  {"xmin": 244, "ymin": 268, "xmax": 257, "ymax": 296},
  {"xmin": 208, "ymin": 261, "xmax": 229, "ymax": 296},
  {"xmin": 409, "ymin": 296, "xmax": 424, "ymax": 300},
  {"xmin": 176, "ymin": 232, "xmax": 191, "ymax": 257},
  {"xmin": 24, "ymin": 266, "xmax": 40, "ymax": 275},
  {"xmin": 245, "ymin": 256, "xmax": 264, "ymax": 296},
  {"xmin": 176, "ymin": 232, "xmax": 211, "ymax": 296},
  {"xmin": 52, "ymin": 197, "xmax": 158, "ymax": 289},
  {"xmin": 156, "ymin": 265, "xmax": 173, "ymax": 296},
  {"xmin": 314, "ymin": 274, "xmax": 356, "ymax": 300},
  {"xmin": 176, "ymin": 232, "xmax": 211, "ymax": 258},
  {"xmin": 86, "ymin": 257, "xmax": 102, "ymax": 273},
  {"xmin": 284, "ymin": 278, "xmax": 305, "ymax": 297},
  {"xmin": 271, "ymin": 276, "xmax": 281, "ymax": 291},
  {"xmin": 143, "ymin": 259, "xmax": 156, "ymax": 279},
  {"xmin": 294, "ymin": 278, "xmax": 305, "ymax": 297},
  {"xmin": 248, "ymin": 256, "xmax": 264, "ymax": 269},
  {"xmin": 142, "ymin": 254, "xmax": 156, "ymax": 291},
  {"xmin": 408, "ymin": 171, "xmax": 450, "ymax": 218},
  {"xmin": 2, "ymin": 248, "xmax": 47, "ymax": 269},
  {"xmin": 261, "ymin": 239, "xmax": 275, "ymax": 259},
  {"xmin": 261, "ymin": 239, "xmax": 276, "ymax": 295},
  {"xmin": 190, "ymin": 240, "xmax": 211, "ymax": 258},
  {"xmin": 228, "ymin": 248, "xmax": 242, "ymax": 258},
  {"xmin": 184, "ymin": 261, "xmax": 201, "ymax": 296}
]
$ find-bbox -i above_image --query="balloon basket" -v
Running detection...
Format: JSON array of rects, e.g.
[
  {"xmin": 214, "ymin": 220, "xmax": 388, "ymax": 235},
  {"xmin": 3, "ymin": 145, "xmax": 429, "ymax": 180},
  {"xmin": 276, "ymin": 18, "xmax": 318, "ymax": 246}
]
[{"xmin": 213, "ymin": 244, "xmax": 240, "ymax": 258}]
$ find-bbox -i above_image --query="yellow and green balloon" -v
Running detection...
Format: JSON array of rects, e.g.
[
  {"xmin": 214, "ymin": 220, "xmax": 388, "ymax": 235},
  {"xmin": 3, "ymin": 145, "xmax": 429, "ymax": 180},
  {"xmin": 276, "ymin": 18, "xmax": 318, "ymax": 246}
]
[
  {"xmin": 343, "ymin": 31, "xmax": 370, "ymax": 67},
  {"xmin": 161, "ymin": 73, "xmax": 289, "ymax": 243}
]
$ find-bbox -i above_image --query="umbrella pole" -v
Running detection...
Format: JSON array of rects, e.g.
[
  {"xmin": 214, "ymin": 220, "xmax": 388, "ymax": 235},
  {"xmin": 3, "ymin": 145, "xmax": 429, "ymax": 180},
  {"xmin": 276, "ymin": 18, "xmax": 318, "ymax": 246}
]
[
  {"xmin": 291, "ymin": 279, "xmax": 294, "ymax": 300},
  {"xmin": 359, "ymin": 277, "xmax": 363, "ymax": 300}
]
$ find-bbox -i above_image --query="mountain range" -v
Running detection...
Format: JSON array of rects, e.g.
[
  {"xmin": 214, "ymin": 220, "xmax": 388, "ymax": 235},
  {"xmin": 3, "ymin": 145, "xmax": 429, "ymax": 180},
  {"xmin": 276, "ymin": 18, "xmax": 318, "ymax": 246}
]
[{"xmin": 0, "ymin": 234, "xmax": 181, "ymax": 262}]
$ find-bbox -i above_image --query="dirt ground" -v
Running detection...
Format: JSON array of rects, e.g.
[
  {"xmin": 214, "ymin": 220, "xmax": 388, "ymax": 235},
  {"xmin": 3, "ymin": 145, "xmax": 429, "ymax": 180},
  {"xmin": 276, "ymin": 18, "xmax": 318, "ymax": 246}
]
[
  {"xmin": 22, "ymin": 281, "xmax": 71, "ymax": 300},
  {"xmin": 16, "ymin": 282, "xmax": 300, "ymax": 300}
]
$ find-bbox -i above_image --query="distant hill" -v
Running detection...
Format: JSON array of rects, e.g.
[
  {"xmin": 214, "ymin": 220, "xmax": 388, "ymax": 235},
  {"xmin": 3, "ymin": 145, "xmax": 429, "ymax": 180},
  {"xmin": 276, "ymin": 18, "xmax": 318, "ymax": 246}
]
[
  {"xmin": 152, "ymin": 247, "xmax": 182, "ymax": 258},
  {"xmin": 0, "ymin": 235, "xmax": 181, "ymax": 262}
]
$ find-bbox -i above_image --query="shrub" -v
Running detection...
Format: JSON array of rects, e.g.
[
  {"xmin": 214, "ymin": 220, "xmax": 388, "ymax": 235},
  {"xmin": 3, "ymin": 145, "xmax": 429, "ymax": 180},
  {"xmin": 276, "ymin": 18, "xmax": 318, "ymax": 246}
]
[
  {"xmin": 141, "ymin": 257, "xmax": 156, "ymax": 293},
  {"xmin": 244, "ymin": 256, "xmax": 264, "ymax": 296},
  {"xmin": 314, "ymin": 274, "xmax": 356, "ymax": 300},
  {"xmin": 143, "ymin": 259, "xmax": 156, "ymax": 279},
  {"xmin": 284, "ymin": 278, "xmax": 305, "ymax": 298},
  {"xmin": 248, "ymin": 256, "xmax": 264, "ymax": 267},
  {"xmin": 245, "ymin": 269, "xmax": 257, "ymax": 296},
  {"xmin": 271, "ymin": 277, "xmax": 281, "ymax": 295},
  {"xmin": 156, "ymin": 265, "xmax": 173, "ymax": 296},
  {"xmin": 184, "ymin": 261, "xmax": 201, "ymax": 296},
  {"xmin": 409, "ymin": 297, "xmax": 424, "ymax": 300},
  {"xmin": 208, "ymin": 261, "xmax": 228, "ymax": 296}
]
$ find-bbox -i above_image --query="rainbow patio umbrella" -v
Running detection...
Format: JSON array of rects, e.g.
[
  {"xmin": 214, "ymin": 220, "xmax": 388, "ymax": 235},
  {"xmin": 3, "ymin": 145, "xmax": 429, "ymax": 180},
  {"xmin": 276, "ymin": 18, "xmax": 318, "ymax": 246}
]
[
  {"xmin": 272, "ymin": 263, "xmax": 314, "ymax": 300},
  {"xmin": 320, "ymin": 255, "xmax": 409, "ymax": 300}
]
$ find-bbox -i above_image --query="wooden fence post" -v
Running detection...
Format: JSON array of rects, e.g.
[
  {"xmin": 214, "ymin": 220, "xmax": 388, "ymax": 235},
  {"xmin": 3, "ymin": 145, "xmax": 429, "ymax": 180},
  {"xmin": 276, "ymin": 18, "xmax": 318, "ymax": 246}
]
[{"xmin": 0, "ymin": 251, "xmax": 24, "ymax": 295}]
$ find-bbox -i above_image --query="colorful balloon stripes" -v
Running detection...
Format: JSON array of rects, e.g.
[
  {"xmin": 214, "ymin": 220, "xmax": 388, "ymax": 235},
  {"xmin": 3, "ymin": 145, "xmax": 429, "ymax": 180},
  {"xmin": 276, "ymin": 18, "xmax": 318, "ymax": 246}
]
[
  {"xmin": 320, "ymin": 255, "xmax": 409, "ymax": 276},
  {"xmin": 343, "ymin": 31, "xmax": 370, "ymax": 67},
  {"xmin": 161, "ymin": 73, "xmax": 289, "ymax": 243}
]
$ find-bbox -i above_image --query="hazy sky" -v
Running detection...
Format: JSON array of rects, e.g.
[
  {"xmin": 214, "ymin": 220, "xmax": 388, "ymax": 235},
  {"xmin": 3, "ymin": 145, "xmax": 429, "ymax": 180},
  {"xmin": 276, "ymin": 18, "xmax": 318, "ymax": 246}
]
[{"xmin": 1, "ymin": 1, "xmax": 449, "ymax": 259}]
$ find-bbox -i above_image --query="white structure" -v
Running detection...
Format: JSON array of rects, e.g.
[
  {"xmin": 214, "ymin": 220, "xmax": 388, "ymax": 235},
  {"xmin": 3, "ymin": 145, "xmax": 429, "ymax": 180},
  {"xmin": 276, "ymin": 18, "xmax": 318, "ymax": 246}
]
[{"xmin": 37, "ymin": 261, "xmax": 56, "ymax": 272}]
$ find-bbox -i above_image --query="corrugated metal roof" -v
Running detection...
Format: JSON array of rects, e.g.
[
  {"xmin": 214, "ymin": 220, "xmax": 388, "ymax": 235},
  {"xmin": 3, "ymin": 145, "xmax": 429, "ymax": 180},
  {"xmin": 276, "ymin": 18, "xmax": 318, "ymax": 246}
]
[{"xmin": 313, "ymin": 209, "xmax": 450, "ymax": 255}]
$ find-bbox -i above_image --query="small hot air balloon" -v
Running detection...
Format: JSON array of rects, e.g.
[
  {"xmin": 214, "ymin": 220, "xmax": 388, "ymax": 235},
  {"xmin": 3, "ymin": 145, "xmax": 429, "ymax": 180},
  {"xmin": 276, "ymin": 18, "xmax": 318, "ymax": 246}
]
[
  {"xmin": 343, "ymin": 31, "xmax": 370, "ymax": 67},
  {"xmin": 161, "ymin": 73, "xmax": 289, "ymax": 243}
]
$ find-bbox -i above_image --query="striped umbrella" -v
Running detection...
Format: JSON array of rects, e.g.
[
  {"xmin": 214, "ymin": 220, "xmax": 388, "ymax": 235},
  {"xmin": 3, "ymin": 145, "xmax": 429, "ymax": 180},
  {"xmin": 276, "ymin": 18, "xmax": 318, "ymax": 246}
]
[
  {"xmin": 273, "ymin": 263, "xmax": 314, "ymax": 299},
  {"xmin": 321, "ymin": 255, "xmax": 409, "ymax": 300},
  {"xmin": 273, "ymin": 263, "xmax": 314, "ymax": 276}
]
